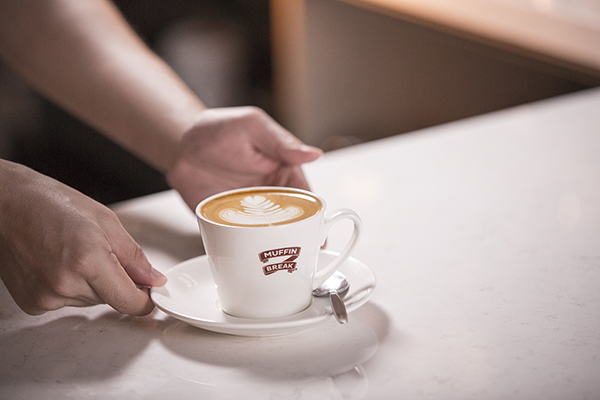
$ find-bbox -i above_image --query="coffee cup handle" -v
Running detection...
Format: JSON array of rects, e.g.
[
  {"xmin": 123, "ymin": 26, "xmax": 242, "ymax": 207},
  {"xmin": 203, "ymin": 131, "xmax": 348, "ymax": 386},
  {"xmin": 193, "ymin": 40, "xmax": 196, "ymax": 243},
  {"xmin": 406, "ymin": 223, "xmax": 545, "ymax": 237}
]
[{"xmin": 312, "ymin": 209, "xmax": 362, "ymax": 289}]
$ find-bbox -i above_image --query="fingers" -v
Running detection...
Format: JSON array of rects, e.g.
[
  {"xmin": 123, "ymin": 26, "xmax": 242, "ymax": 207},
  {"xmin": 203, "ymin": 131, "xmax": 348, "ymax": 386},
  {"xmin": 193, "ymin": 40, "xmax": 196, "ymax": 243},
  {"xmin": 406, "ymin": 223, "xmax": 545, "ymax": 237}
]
[
  {"xmin": 115, "ymin": 241, "xmax": 167, "ymax": 288},
  {"xmin": 278, "ymin": 143, "xmax": 323, "ymax": 165},
  {"xmin": 271, "ymin": 165, "xmax": 312, "ymax": 192},
  {"xmin": 245, "ymin": 108, "xmax": 322, "ymax": 165},
  {"xmin": 0, "ymin": 162, "xmax": 164, "ymax": 317},
  {"xmin": 86, "ymin": 251, "xmax": 156, "ymax": 316},
  {"xmin": 1, "ymin": 245, "xmax": 113, "ymax": 315},
  {"xmin": 88, "ymin": 211, "xmax": 165, "ymax": 315},
  {"xmin": 31, "ymin": 245, "xmax": 158, "ymax": 316},
  {"xmin": 101, "ymin": 212, "xmax": 167, "ymax": 288}
]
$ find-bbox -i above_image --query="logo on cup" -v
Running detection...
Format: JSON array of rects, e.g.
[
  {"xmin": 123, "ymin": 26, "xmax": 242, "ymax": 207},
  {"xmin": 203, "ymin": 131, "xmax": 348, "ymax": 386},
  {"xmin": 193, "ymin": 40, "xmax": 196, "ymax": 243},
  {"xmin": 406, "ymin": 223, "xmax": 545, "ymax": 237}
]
[{"xmin": 259, "ymin": 247, "xmax": 301, "ymax": 276}]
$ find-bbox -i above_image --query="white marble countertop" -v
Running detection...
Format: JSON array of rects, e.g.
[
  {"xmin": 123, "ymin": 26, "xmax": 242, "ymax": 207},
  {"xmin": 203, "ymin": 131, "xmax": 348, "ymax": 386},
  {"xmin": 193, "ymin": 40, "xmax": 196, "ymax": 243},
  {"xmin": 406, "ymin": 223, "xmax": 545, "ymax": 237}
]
[{"xmin": 2, "ymin": 87, "xmax": 600, "ymax": 399}]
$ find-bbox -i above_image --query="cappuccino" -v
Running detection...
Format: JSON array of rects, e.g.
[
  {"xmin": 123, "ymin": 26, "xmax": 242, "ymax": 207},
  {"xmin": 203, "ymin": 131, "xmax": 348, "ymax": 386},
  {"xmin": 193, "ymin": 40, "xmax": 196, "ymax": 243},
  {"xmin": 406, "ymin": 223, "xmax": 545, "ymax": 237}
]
[
  {"xmin": 195, "ymin": 186, "xmax": 362, "ymax": 318},
  {"xmin": 199, "ymin": 188, "xmax": 322, "ymax": 227}
]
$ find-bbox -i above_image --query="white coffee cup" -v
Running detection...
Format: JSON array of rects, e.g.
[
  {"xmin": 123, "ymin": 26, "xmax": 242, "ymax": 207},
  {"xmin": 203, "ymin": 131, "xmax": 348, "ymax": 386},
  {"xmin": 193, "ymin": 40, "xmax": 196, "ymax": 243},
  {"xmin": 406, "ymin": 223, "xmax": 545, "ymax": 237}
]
[{"xmin": 195, "ymin": 186, "xmax": 362, "ymax": 319}]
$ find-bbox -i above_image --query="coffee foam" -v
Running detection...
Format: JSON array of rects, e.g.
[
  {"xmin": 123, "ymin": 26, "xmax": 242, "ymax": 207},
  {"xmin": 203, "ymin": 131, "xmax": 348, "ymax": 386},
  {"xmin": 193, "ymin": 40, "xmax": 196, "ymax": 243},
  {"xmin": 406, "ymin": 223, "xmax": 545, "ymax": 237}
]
[{"xmin": 200, "ymin": 189, "xmax": 322, "ymax": 227}]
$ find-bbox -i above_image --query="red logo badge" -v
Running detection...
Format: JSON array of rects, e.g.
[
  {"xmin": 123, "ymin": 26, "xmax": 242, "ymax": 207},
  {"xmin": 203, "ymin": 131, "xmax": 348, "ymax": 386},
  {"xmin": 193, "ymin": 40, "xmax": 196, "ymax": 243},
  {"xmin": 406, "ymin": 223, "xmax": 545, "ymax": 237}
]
[{"xmin": 259, "ymin": 247, "xmax": 301, "ymax": 275}]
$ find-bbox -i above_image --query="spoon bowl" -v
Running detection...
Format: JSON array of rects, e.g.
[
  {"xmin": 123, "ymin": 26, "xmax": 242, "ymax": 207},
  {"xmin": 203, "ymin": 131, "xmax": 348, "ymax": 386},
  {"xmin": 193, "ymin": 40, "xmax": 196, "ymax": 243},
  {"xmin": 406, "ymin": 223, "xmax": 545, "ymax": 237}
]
[{"xmin": 312, "ymin": 271, "xmax": 350, "ymax": 324}]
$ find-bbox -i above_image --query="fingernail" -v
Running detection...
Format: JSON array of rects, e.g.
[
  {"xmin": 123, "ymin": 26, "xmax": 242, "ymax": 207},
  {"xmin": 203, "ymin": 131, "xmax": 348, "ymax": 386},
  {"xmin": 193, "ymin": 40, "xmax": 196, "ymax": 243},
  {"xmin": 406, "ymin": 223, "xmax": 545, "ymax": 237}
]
[
  {"xmin": 151, "ymin": 268, "xmax": 167, "ymax": 282},
  {"xmin": 300, "ymin": 144, "xmax": 320, "ymax": 152}
]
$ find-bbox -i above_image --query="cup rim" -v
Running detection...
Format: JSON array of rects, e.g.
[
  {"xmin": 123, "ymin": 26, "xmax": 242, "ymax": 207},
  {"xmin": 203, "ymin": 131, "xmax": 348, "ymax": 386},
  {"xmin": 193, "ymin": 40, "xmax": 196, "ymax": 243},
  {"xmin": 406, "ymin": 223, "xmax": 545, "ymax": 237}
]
[{"xmin": 195, "ymin": 186, "xmax": 326, "ymax": 228}]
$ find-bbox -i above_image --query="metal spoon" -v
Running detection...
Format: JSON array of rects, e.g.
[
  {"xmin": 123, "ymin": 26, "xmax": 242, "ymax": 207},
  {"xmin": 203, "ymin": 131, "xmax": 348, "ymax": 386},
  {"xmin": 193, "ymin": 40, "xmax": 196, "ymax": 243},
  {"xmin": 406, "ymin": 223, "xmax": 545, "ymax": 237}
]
[{"xmin": 312, "ymin": 271, "xmax": 350, "ymax": 324}]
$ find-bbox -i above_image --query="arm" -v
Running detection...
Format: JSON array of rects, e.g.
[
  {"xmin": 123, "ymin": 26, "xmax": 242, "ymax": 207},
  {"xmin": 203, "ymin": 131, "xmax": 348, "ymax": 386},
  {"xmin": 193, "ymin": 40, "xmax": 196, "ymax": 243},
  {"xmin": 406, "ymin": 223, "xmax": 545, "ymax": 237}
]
[
  {"xmin": 0, "ymin": 0, "xmax": 204, "ymax": 172},
  {"xmin": 0, "ymin": 0, "xmax": 322, "ymax": 205},
  {"xmin": 0, "ymin": 1, "xmax": 175, "ymax": 313},
  {"xmin": 0, "ymin": 0, "xmax": 321, "ymax": 316}
]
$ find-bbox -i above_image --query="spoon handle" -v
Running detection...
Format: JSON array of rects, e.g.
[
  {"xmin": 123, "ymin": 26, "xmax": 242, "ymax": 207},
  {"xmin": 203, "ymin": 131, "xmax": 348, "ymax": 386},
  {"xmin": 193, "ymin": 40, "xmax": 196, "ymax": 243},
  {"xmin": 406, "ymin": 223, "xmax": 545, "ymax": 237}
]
[{"xmin": 329, "ymin": 291, "xmax": 348, "ymax": 324}]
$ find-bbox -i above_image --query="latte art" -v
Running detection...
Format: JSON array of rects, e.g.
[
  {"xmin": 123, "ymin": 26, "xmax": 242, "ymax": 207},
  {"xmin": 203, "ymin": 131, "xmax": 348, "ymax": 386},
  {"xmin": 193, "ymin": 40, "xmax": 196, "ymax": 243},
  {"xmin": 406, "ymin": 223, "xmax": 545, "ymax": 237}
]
[
  {"xmin": 199, "ymin": 188, "xmax": 322, "ymax": 227},
  {"xmin": 219, "ymin": 195, "xmax": 304, "ymax": 225}
]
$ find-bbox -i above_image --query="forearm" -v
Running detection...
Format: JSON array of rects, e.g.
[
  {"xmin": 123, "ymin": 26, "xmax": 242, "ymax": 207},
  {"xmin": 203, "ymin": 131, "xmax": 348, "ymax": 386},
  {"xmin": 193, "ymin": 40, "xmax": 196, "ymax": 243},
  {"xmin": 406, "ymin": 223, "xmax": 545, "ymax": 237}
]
[{"xmin": 0, "ymin": 0, "xmax": 206, "ymax": 172}]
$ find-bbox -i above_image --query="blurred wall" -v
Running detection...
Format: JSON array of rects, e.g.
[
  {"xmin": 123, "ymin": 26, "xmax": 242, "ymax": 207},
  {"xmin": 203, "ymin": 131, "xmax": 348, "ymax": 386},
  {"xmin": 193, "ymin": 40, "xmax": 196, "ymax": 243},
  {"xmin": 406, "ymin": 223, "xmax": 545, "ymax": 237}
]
[{"xmin": 271, "ymin": 0, "xmax": 596, "ymax": 150}]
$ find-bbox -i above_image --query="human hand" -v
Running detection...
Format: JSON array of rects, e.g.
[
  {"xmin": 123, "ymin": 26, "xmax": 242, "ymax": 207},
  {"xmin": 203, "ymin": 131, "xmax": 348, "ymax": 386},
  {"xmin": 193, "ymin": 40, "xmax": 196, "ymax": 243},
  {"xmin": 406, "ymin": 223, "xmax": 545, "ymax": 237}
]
[
  {"xmin": 166, "ymin": 106, "xmax": 323, "ymax": 210},
  {"xmin": 0, "ymin": 161, "xmax": 166, "ymax": 316}
]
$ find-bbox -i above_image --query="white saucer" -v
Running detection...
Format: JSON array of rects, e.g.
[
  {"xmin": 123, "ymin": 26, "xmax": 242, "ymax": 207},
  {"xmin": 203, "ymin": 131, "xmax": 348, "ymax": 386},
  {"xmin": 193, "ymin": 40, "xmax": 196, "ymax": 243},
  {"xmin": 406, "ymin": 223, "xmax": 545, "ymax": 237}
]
[{"xmin": 150, "ymin": 250, "xmax": 376, "ymax": 336}]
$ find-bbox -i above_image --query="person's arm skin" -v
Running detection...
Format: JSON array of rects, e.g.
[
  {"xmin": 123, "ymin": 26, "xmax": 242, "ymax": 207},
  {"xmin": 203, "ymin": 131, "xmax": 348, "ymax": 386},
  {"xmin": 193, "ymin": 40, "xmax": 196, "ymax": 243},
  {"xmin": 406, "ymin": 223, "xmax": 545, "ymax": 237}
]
[
  {"xmin": 0, "ymin": 0, "xmax": 321, "ymax": 206},
  {"xmin": 0, "ymin": 0, "xmax": 321, "ymax": 315},
  {"xmin": 0, "ymin": 0, "xmax": 202, "ymax": 171}
]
